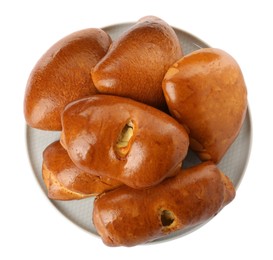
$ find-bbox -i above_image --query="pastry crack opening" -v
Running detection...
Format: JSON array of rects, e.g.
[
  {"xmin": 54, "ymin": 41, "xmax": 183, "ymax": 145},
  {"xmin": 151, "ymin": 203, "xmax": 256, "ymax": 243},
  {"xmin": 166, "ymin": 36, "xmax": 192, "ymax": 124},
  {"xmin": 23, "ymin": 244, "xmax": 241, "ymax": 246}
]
[
  {"xmin": 160, "ymin": 210, "xmax": 175, "ymax": 227},
  {"xmin": 115, "ymin": 120, "xmax": 135, "ymax": 158}
]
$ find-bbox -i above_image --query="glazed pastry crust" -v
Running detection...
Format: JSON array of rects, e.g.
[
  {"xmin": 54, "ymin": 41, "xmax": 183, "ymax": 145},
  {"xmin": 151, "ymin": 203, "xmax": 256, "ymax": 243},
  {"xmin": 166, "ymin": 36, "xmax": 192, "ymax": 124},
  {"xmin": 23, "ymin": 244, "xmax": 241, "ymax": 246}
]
[
  {"xmin": 91, "ymin": 16, "xmax": 183, "ymax": 110},
  {"xmin": 162, "ymin": 48, "xmax": 247, "ymax": 163},
  {"xmin": 24, "ymin": 28, "xmax": 111, "ymax": 130},
  {"xmin": 42, "ymin": 141, "xmax": 122, "ymax": 200},
  {"xmin": 93, "ymin": 162, "xmax": 235, "ymax": 246},
  {"xmin": 61, "ymin": 95, "xmax": 189, "ymax": 189}
]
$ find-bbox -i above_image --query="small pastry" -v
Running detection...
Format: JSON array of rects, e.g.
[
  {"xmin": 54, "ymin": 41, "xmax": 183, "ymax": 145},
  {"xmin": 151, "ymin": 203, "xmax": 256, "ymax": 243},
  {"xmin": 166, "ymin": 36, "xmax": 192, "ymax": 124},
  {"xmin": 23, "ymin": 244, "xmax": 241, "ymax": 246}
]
[
  {"xmin": 24, "ymin": 28, "xmax": 112, "ymax": 130},
  {"xmin": 42, "ymin": 141, "xmax": 122, "ymax": 200},
  {"xmin": 91, "ymin": 16, "xmax": 183, "ymax": 110},
  {"xmin": 162, "ymin": 48, "xmax": 247, "ymax": 163}
]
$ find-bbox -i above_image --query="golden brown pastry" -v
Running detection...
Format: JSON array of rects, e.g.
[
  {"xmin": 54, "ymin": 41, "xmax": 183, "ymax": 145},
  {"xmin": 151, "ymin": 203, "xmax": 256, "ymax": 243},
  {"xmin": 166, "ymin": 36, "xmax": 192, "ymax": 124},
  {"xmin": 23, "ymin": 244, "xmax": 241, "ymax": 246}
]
[
  {"xmin": 91, "ymin": 16, "xmax": 183, "ymax": 110},
  {"xmin": 24, "ymin": 28, "xmax": 112, "ymax": 130},
  {"xmin": 162, "ymin": 48, "xmax": 247, "ymax": 163},
  {"xmin": 61, "ymin": 95, "xmax": 189, "ymax": 189},
  {"xmin": 93, "ymin": 161, "xmax": 235, "ymax": 247},
  {"xmin": 42, "ymin": 141, "xmax": 122, "ymax": 200}
]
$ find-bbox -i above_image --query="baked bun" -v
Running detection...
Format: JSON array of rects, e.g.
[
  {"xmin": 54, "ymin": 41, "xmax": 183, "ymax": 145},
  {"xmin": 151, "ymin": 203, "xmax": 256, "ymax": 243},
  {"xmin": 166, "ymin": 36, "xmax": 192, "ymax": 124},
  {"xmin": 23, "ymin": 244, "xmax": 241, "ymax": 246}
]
[
  {"xmin": 24, "ymin": 28, "xmax": 112, "ymax": 130},
  {"xmin": 162, "ymin": 48, "xmax": 247, "ymax": 163},
  {"xmin": 61, "ymin": 95, "xmax": 189, "ymax": 189},
  {"xmin": 91, "ymin": 16, "xmax": 183, "ymax": 110},
  {"xmin": 42, "ymin": 141, "xmax": 122, "ymax": 200},
  {"xmin": 93, "ymin": 161, "xmax": 235, "ymax": 247}
]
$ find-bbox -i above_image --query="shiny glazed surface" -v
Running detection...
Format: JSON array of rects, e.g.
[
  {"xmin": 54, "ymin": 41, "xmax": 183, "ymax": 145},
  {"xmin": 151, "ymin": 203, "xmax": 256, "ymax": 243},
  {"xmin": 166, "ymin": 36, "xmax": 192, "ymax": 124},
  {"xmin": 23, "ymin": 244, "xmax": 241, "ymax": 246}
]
[
  {"xmin": 42, "ymin": 141, "xmax": 122, "ymax": 200},
  {"xmin": 24, "ymin": 28, "xmax": 112, "ymax": 130},
  {"xmin": 91, "ymin": 16, "xmax": 183, "ymax": 111},
  {"xmin": 61, "ymin": 95, "xmax": 189, "ymax": 189},
  {"xmin": 93, "ymin": 162, "xmax": 235, "ymax": 246},
  {"xmin": 162, "ymin": 48, "xmax": 247, "ymax": 163}
]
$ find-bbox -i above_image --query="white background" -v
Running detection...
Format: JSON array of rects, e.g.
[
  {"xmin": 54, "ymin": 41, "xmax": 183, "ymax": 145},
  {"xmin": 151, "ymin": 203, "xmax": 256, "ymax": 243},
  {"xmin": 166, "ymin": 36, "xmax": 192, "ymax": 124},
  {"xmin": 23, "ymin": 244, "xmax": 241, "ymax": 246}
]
[{"xmin": 1, "ymin": 0, "xmax": 272, "ymax": 259}]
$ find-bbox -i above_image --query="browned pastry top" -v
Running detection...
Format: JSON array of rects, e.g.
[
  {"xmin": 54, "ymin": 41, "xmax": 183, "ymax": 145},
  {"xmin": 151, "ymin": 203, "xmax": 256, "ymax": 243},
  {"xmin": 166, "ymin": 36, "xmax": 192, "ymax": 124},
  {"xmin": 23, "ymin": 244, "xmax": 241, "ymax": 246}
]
[
  {"xmin": 24, "ymin": 28, "xmax": 112, "ymax": 130},
  {"xmin": 42, "ymin": 141, "xmax": 122, "ymax": 200},
  {"xmin": 93, "ymin": 161, "xmax": 235, "ymax": 246},
  {"xmin": 61, "ymin": 95, "xmax": 189, "ymax": 189},
  {"xmin": 162, "ymin": 48, "xmax": 247, "ymax": 163},
  {"xmin": 91, "ymin": 16, "xmax": 183, "ymax": 111}
]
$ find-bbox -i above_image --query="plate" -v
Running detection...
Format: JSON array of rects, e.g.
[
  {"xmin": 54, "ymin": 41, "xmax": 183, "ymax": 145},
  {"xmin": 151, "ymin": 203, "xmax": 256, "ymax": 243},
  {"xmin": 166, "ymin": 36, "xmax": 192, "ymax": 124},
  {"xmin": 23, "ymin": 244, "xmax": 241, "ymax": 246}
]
[{"xmin": 25, "ymin": 23, "xmax": 252, "ymax": 243}]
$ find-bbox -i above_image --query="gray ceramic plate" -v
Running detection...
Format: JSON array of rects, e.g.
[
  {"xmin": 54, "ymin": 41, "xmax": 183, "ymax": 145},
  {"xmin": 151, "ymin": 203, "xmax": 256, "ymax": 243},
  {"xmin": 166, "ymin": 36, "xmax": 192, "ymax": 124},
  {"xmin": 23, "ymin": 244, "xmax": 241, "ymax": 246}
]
[{"xmin": 26, "ymin": 23, "xmax": 252, "ymax": 243}]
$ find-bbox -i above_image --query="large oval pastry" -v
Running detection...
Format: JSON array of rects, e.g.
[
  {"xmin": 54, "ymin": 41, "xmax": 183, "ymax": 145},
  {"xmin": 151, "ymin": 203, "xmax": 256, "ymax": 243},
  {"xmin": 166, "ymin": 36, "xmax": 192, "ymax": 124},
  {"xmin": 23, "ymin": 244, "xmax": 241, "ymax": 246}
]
[
  {"xmin": 24, "ymin": 28, "xmax": 112, "ymax": 130},
  {"xmin": 91, "ymin": 16, "xmax": 183, "ymax": 111},
  {"xmin": 93, "ymin": 162, "xmax": 235, "ymax": 247},
  {"xmin": 162, "ymin": 48, "xmax": 247, "ymax": 163},
  {"xmin": 61, "ymin": 95, "xmax": 189, "ymax": 189}
]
